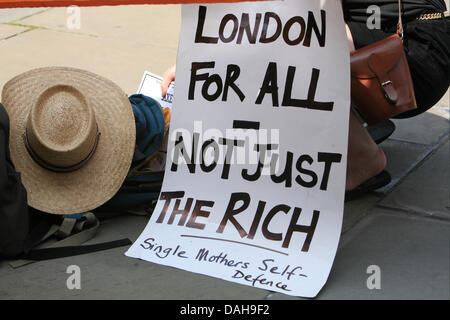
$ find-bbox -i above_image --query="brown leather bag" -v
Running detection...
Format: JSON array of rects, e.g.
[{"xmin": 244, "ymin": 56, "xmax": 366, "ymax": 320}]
[{"xmin": 350, "ymin": 0, "xmax": 417, "ymax": 125}]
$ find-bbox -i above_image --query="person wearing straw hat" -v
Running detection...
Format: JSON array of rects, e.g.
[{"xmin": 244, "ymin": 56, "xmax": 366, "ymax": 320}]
[
  {"xmin": 1, "ymin": 67, "xmax": 137, "ymax": 215},
  {"xmin": 1, "ymin": 67, "xmax": 168, "ymax": 260}
]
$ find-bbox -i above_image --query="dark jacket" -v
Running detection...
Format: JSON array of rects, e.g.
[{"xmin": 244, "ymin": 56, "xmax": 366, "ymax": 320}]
[
  {"xmin": 0, "ymin": 103, "xmax": 30, "ymax": 257},
  {"xmin": 343, "ymin": 0, "xmax": 447, "ymax": 27}
]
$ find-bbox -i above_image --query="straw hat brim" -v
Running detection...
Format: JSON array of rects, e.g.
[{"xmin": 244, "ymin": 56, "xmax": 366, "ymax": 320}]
[{"xmin": 2, "ymin": 67, "xmax": 136, "ymax": 215}]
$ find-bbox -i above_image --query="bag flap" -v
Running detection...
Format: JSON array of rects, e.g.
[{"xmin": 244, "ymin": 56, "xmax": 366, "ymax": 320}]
[{"xmin": 350, "ymin": 34, "xmax": 404, "ymax": 79}]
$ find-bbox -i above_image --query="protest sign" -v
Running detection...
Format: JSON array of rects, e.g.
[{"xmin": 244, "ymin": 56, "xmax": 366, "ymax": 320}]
[{"xmin": 126, "ymin": 0, "xmax": 350, "ymax": 298}]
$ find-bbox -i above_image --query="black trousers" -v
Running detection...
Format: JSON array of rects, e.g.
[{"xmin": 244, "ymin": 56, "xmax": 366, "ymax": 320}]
[{"xmin": 347, "ymin": 17, "xmax": 450, "ymax": 118}]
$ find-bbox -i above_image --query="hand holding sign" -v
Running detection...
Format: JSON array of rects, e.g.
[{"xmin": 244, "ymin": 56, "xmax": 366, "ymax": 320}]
[{"xmin": 161, "ymin": 65, "xmax": 176, "ymax": 97}]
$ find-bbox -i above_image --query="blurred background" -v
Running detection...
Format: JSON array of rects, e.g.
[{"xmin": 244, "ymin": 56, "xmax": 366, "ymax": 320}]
[{"xmin": 0, "ymin": 5, "xmax": 181, "ymax": 94}]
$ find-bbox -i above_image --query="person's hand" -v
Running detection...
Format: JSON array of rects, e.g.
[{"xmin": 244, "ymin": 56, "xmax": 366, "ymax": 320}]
[{"xmin": 161, "ymin": 64, "xmax": 176, "ymax": 97}]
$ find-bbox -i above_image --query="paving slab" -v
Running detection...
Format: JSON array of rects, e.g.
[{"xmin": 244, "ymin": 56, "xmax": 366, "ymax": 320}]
[
  {"xmin": 0, "ymin": 23, "xmax": 29, "ymax": 39},
  {"xmin": 0, "ymin": 214, "xmax": 270, "ymax": 300},
  {"xmin": 342, "ymin": 194, "xmax": 380, "ymax": 234},
  {"xmin": 379, "ymin": 139, "xmax": 450, "ymax": 219},
  {"xmin": 390, "ymin": 110, "xmax": 449, "ymax": 146},
  {"xmin": 267, "ymin": 209, "xmax": 450, "ymax": 300},
  {"xmin": 376, "ymin": 138, "xmax": 429, "ymax": 193},
  {"xmin": 0, "ymin": 8, "xmax": 47, "ymax": 23},
  {"xmin": 0, "ymin": 28, "xmax": 177, "ymax": 95},
  {"xmin": 323, "ymin": 210, "xmax": 449, "ymax": 300},
  {"xmin": 19, "ymin": 5, "xmax": 181, "ymax": 50}
]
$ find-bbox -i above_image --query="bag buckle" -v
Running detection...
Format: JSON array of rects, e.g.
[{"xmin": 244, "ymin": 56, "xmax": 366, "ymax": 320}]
[{"xmin": 381, "ymin": 80, "xmax": 397, "ymax": 104}]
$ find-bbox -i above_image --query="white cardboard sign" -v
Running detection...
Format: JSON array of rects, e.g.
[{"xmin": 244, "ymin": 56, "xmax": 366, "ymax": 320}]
[{"xmin": 126, "ymin": 0, "xmax": 350, "ymax": 298}]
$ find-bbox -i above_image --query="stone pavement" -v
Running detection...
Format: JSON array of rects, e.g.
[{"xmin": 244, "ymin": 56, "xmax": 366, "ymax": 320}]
[{"xmin": 0, "ymin": 6, "xmax": 448, "ymax": 300}]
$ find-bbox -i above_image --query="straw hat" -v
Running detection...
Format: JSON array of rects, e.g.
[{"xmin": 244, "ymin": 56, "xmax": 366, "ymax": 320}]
[{"xmin": 1, "ymin": 67, "xmax": 136, "ymax": 215}]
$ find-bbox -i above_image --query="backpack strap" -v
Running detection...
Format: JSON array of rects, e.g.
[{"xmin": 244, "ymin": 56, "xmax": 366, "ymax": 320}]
[
  {"xmin": 10, "ymin": 212, "xmax": 131, "ymax": 268},
  {"xmin": 14, "ymin": 239, "xmax": 132, "ymax": 262},
  {"xmin": 397, "ymin": 0, "xmax": 404, "ymax": 38}
]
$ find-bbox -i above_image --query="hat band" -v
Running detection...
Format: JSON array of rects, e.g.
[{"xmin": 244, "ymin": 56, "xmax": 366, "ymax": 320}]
[{"xmin": 23, "ymin": 126, "xmax": 101, "ymax": 173}]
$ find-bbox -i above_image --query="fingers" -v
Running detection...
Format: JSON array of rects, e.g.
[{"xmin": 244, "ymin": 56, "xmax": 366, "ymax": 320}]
[{"xmin": 161, "ymin": 65, "xmax": 176, "ymax": 97}]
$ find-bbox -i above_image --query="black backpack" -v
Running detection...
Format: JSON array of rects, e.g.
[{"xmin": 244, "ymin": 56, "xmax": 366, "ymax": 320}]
[{"xmin": 0, "ymin": 102, "xmax": 36, "ymax": 258}]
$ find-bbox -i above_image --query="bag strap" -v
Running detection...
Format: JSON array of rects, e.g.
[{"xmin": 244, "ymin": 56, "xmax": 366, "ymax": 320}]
[
  {"xmin": 13, "ymin": 239, "xmax": 132, "ymax": 262},
  {"xmin": 397, "ymin": 0, "xmax": 404, "ymax": 38},
  {"xmin": 10, "ymin": 212, "xmax": 131, "ymax": 268}
]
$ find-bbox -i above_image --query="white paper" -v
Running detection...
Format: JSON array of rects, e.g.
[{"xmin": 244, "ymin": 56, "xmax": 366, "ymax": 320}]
[
  {"xmin": 127, "ymin": 0, "xmax": 350, "ymax": 298},
  {"xmin": 137, "ymin": 71, "xmax": 175, "ymax": 110}
]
